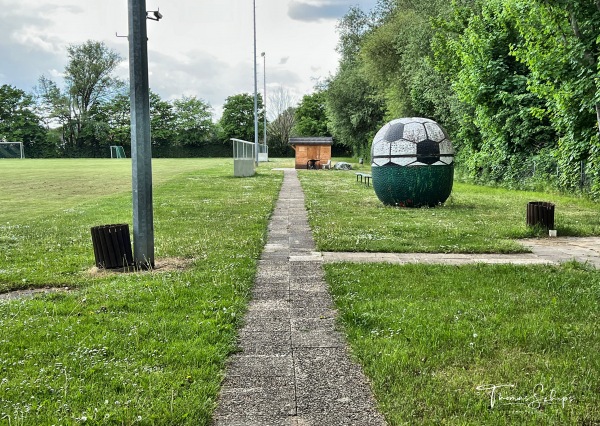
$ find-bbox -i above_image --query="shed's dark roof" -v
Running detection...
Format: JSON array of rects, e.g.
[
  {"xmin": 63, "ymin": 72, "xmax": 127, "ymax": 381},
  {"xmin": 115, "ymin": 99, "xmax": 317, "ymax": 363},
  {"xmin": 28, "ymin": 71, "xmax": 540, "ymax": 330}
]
[{"xmin": 289, "ymin": 137, "xmax": 333, "ymax": 146}]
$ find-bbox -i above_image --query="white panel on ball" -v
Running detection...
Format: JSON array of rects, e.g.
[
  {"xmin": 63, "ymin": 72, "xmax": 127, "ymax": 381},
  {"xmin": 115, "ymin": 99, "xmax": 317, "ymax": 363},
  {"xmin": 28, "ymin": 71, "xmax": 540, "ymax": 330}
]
[
  {"xmin": 390, "ymin": 140, "xmax": 416, "ymax": 156},
  {"xmin": 372, "ymin": 140, "xmax": 391, "ymax": 157},
  {"xmin": 424, "ymin": 122, "xmax": 446, "ymax": 142},
  {"xmin": 402, "ymin": 122, "xmax": 427, "ymax": 142},
  {"xmin": 439, "ymin": 140, "xmax": 455, "ymax": 155},
  {"xmin": 373, "ymin": 158, "xmax": 390, "ymax": 166},
  {"xmin": 391, "ymin": 157, "xmax": 417, "ymax": 166}
]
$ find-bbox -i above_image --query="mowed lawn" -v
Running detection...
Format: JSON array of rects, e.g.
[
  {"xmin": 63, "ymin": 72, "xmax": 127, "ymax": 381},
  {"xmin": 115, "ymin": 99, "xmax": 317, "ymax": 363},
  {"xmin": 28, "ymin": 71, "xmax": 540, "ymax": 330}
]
[
  {"xmin": 298, "ymin": 167, "xmax": 600, "ymax": 253},
  {"xmin": 298, "ymin": 167, "xmax": 600, "ymax": 425},
  {"xmin": 0, "ymin": 158, "xmax": 285, "ymax": 425}
]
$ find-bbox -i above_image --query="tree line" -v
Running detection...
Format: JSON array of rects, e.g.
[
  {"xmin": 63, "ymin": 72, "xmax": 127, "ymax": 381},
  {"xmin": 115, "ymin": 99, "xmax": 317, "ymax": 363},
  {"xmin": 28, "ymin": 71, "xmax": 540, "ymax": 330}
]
[
  {"xmin": 323, "ymin": 0, "xmax": 600, "ymax": 197},
  {"xmin": 0, "ymin": 40, "xmax": 332, "ymax": 159}
]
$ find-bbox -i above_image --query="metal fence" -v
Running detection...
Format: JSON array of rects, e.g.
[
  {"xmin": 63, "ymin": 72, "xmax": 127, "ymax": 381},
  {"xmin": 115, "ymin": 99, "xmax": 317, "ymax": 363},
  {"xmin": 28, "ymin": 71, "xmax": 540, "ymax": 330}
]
[{"xmin": 231, "ymin": 138, "xmax": 255, "ymax": 160}]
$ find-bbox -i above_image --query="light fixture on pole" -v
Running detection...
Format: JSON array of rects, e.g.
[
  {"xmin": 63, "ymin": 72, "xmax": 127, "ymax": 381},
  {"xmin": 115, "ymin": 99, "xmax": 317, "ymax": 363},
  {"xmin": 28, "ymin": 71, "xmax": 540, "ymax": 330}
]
[
  {"xmin": 261, "ymin": 52, "xmax": 267, "ymax": 149},
  {"xmin": 252, "ymin": 0, "xmax": 259, "ymax": 165}
]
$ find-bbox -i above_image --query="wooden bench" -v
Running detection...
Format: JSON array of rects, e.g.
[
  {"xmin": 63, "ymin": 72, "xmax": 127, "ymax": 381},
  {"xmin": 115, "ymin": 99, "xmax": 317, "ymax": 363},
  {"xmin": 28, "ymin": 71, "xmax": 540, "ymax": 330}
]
[{"xmin": 355, "ymin": 172, "xmax": 372, "ymax": 186}]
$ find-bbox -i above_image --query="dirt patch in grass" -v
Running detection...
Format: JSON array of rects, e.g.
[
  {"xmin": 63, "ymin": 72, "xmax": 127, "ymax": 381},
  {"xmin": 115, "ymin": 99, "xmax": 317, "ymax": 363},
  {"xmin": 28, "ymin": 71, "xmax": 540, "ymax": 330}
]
[
  {"xmin": 86, "ymin": 256, "xmax": 195, "ymax": 276},
  {"xmin": 0, "ymin": 286, "xmax": 72, "ymax": 301}
]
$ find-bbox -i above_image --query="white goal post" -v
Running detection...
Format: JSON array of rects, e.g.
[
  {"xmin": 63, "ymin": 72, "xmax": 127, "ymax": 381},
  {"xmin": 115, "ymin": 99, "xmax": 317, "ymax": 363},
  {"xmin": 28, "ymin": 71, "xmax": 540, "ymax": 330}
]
[
  {"xmin": 0, "ymin": 142, "xmax": 24, "ymax": 159},
  {"xmin": 110, "ymin": 145, "xmax": 126, "ymax": 158}
]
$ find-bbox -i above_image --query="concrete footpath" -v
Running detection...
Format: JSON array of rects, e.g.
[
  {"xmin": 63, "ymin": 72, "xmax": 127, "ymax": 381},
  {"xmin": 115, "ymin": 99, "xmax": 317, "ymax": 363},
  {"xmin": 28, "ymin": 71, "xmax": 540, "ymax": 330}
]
[
  {"xmin": 213, "ymin": 169, "xmax": 387, "ymax": 425},
  {"xmin": 322, "ymin": 236, "xmax": 600, "ymax": 268}
]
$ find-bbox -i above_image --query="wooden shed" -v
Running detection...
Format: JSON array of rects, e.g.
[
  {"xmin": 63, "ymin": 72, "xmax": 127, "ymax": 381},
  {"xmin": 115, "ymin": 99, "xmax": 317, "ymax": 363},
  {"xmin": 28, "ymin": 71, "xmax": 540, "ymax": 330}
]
[{"xmin": 289, "ymin": 137, "xmax": 333, "ymax": 169}]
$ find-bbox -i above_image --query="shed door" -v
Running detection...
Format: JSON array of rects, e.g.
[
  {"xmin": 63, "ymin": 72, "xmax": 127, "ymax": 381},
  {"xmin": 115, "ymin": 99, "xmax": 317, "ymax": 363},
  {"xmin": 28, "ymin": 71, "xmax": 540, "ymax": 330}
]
[{"xmin": 306, "ymin": 146, "xmax": 320, "ymax": 160}]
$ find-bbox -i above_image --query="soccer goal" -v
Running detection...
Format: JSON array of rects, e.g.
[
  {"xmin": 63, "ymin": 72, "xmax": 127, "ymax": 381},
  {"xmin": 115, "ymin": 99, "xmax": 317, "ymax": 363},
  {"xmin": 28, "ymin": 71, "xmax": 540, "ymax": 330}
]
[
  {"xmin": 0, "ymin": 142, "xmax": 24, "ymax": 159},
  {"xmin": 110, "ymin": 145, "xmax": 126, "ymax": 158}
]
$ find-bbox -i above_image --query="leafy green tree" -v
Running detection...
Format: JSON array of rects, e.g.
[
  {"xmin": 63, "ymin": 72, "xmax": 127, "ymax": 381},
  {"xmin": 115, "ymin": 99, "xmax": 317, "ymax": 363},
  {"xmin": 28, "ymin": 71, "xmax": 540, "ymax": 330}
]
[
  {"xmin": 219, "ymin": 93, "xmax": 264, "ymax": 142},
  {"xmin": 149, "ymin": 91, "xmax": 175, "ymax": 149},
  {"xmin": 172, "ymin": 96, "xmax": 217, "ymax": 147},
  {"xmin": 325, "ymin": 64, "xmax": 385, "ymax": 158},
  {"xmin": 35, "ymin": 40, "xmax": 123, "ymax": 154},
  {"xmin": 507, "ymin": 0, "xmax": 600, "ymax": 194},
  {"xmin": 294, "ymin": 91, "xmax": 329, "ymax": 137},
  {"xmin": 65, "ymin": 40, "xmax": 123, "ymax": 124},
  {"xmin": 433, "ymin": 0, "xmax": 556, "ymax": 183},
  {"xmin": 336, "ymin": 5, "xmax": 372, "ymax": 63},
  {"xmin": 94, "ymin": 91, "xmax": 131, "ymax": 155},
  {"xmin": 359, "ymin": 0, "xmax": 456, "ymax": 122},
  {"xmin": 34, "ymin": 75, "xmax": 72, "ymax": 146},
  {"xmin": 325, "ymin": 5, "xmax": 385, "ymax": 157},
  {"xmin": 0, "ymin": 84, "xmax": 52, "ymax": 157}
]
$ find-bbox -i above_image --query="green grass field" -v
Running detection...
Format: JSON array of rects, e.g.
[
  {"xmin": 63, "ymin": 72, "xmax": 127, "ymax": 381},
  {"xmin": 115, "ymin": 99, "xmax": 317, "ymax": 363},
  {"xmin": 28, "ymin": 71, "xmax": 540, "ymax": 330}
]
[
  {"xmin": 298, "ymin": 168, "xmax": 600, "ymax": 253},
  {"xmin": 0, "ymin": 158, "xmax": 285, "ymax": 425},
  {"xmin": 0, "ymin": 158, "xmax": 599, "ymax": 425},
  {"xmin": 326, "ymin": 262, "xmax": 600, "ymax": 425}
]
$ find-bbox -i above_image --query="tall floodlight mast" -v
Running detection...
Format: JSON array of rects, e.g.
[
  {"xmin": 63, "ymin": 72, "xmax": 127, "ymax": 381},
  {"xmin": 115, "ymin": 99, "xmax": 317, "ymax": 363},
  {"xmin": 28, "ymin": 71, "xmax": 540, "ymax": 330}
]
[
  {"xmin": 128, "ymin": 0, "xmax": 162, "ymax": 268},
  {"xmin": 261, "ymin": 52, "xmax": 267, "ymax": 150},
  {"xmin": 253, "ymin": 0, "xmax": 259, "ymax": 165}
]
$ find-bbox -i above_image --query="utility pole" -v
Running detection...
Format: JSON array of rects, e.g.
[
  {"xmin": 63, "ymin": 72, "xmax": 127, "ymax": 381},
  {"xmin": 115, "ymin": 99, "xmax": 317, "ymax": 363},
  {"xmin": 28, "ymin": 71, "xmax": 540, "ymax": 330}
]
[{"xmin": 128, "ymin": 0, "xmax": 161, "ymax": 268}]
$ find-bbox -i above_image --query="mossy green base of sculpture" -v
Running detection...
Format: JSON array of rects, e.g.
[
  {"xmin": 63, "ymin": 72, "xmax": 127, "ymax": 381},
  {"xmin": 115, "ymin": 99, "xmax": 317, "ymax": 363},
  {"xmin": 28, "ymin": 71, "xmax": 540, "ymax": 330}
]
[{"xmin": 372, "ymin": 164, "xmax": 454, "ymax": 207}]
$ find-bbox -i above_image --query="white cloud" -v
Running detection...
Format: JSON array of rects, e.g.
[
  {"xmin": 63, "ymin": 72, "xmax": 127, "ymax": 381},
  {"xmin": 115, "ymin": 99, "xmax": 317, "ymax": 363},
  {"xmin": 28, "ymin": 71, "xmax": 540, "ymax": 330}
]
[{"xmin": 0, "ymin": 0, "xmax": 377, "ymax": 117}]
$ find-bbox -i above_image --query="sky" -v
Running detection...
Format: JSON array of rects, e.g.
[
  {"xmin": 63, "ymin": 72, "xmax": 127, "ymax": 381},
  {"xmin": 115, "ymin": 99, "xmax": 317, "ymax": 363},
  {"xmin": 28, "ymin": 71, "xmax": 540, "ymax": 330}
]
[{"xmin": 0, "ymin": 0, "xmax": 377, "ymax": 119}]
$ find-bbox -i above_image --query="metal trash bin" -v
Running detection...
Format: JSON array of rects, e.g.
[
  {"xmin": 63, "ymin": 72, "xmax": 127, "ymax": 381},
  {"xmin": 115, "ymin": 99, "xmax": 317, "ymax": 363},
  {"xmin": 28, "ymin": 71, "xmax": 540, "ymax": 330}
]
[
  {"xmin": 91, "ymin": 224, "xmax": 134, "ymax": 269},
  {"xmin": 526, "ymin": 202, "xmax": 555, "ymax": 230}
]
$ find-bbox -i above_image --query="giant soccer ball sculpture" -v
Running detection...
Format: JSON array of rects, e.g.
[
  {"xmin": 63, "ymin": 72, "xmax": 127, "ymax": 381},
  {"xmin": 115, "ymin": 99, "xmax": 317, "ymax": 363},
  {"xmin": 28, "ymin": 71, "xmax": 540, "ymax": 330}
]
[{"xmin": 371, "ymin": 117, "xmax": 454, "ymax": 207}]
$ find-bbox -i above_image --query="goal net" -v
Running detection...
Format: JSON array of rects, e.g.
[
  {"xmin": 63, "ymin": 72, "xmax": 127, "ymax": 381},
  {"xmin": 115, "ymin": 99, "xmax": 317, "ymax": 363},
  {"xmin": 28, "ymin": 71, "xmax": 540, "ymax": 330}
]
[
  {"xmin": 0, "ymin": 142, "xmax": 24, "ymax": 159},
  {"xmin": 110, "ymin": 145, "xmax": 126, "ymax": 158}
]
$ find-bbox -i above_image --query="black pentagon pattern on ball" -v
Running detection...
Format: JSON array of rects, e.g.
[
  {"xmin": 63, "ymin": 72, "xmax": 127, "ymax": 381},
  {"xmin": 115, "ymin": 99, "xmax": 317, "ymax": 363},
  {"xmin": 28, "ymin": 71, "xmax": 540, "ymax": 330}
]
[
  {"xmin": 383, "ymin": 122, "xmax": 404, "ymax": 143},
  {"xmin": 416, "ymin": 139, "xmax": 440, "ymax": 165}
]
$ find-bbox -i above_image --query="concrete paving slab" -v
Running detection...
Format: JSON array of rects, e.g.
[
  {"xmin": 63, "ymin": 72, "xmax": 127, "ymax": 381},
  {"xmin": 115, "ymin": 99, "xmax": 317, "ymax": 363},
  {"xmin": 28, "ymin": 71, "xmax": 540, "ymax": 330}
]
[
  {"xmin": 251, "ymin": 290, "xmax": 290, "ymax": 301},
  {"xmin": 290, "ymin": 291, "xmax": 334, "ymax": 309},
  {"xmin": 253, "ymin": 281, "xmax": 289, "ymax": 293},
  {"xmin": 216, "ymin": 385, "xmax": 295, "ymax": 417},
  {"xmin": 213, "ymin": 415, "xmax": 298, "ymax": 426},
  {"xmin": 291, "ymin": 307, "xmax": 338, "ymax": 320},
  {"xmin": 321, "ymin": 251, "xmax": 557, "ymax": 266},
  {"xmin": 242, "ymin": 317, "xmax": 291, "ymax": 332},
  {"xmin": 294, "ymin": 347, "xmax": 386, "ymax": 425},
  {"xmin": 247, "ymin": 299, "xmax": 291, "ymax": 314},
  {"xmin": 289, "ymin": 279, "xmax": 328, "ymax": 292},
  {"xmin": 292, "ymin": 328, "xmax": 345, "ymax": 348},
  {"xmin": 226, "ymin": 354, "xmax": 293, "ymax": 378},
  {"xmin": 237, "ymin": 333, "xmax": 292, "ymax": 355}
]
